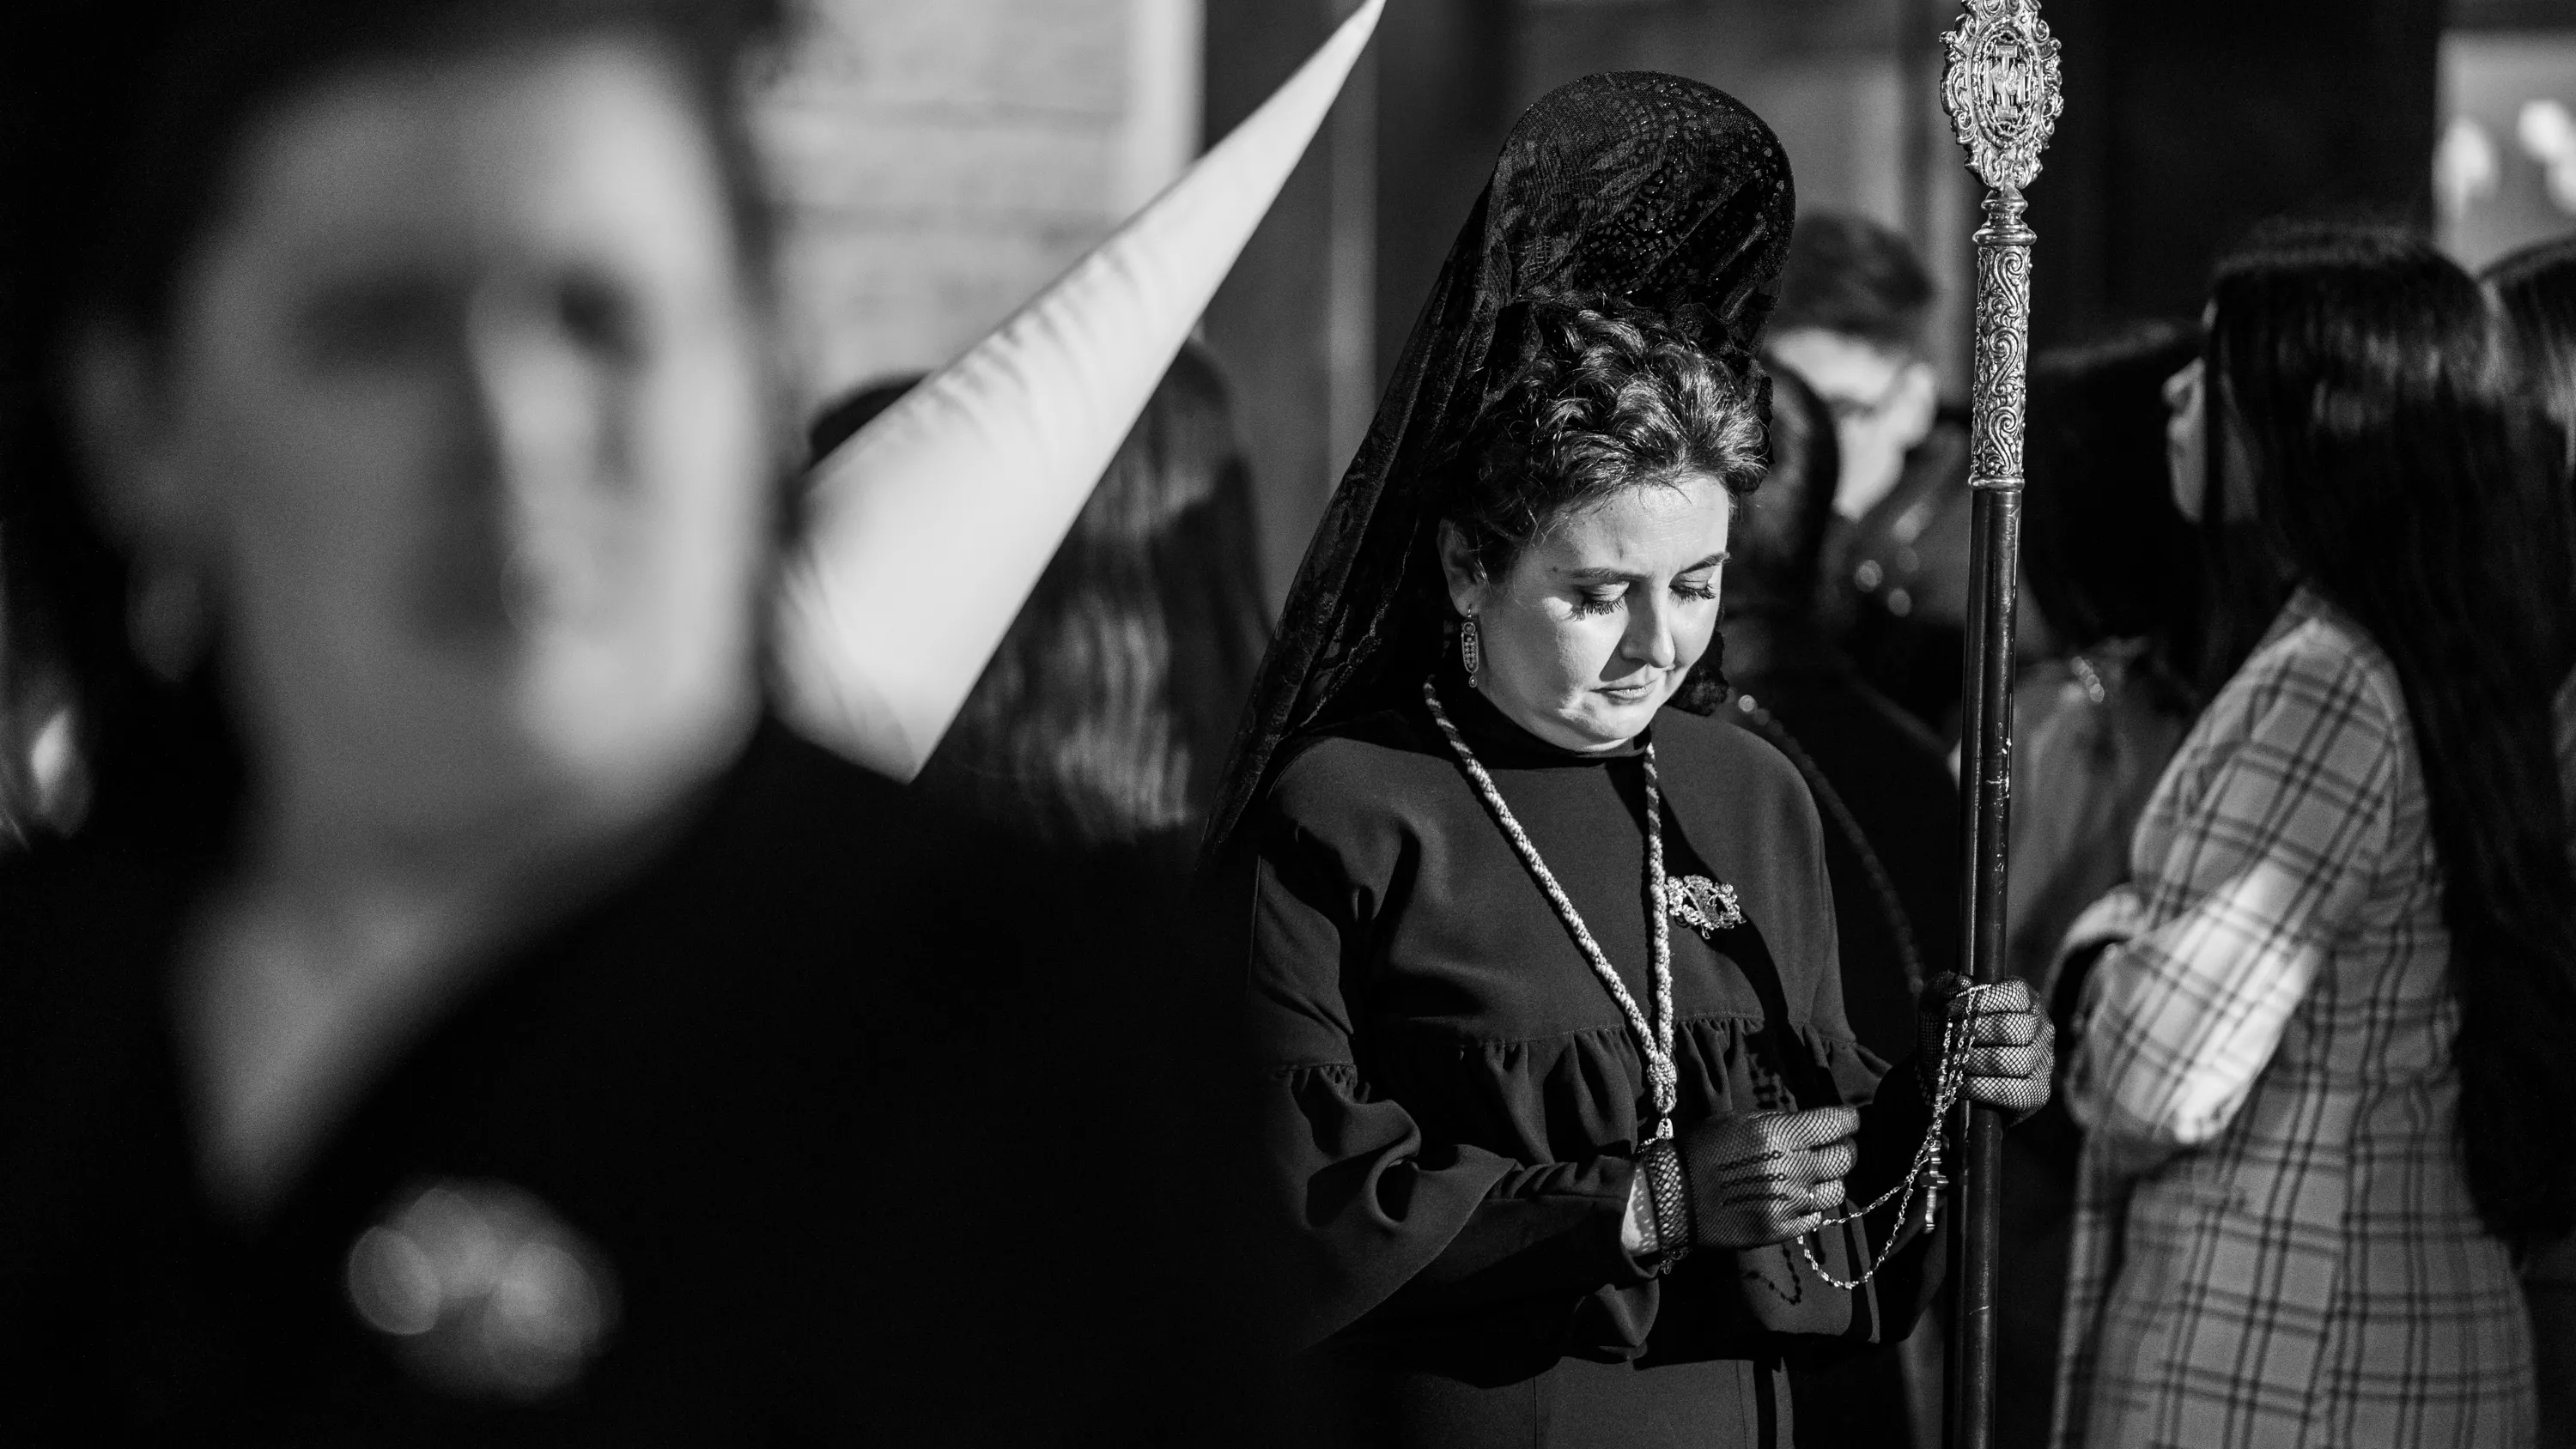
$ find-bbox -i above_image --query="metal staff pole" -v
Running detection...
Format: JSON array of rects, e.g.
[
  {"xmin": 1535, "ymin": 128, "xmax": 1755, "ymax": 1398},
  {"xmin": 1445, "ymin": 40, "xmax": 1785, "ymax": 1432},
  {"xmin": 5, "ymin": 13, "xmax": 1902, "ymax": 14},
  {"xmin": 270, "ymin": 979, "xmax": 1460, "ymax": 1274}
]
[{"xmin": 1937, "ymin": 6, "xmax": 2060, "ymax": 1449}]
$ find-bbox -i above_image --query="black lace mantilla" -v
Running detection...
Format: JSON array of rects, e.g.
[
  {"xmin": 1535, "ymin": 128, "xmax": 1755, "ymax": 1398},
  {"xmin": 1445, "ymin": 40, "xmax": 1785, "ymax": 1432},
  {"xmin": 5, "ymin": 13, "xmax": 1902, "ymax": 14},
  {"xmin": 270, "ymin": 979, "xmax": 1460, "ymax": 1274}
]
[{"xmin": 1205, "ymin": 72, "xmax": 1796, "ymax": 857}]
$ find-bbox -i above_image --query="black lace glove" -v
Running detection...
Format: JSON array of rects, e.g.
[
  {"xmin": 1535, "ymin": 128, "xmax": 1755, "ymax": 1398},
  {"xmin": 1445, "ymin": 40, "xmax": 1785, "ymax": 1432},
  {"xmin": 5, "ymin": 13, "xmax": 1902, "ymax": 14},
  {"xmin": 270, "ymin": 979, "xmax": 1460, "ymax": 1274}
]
[
  {"xmin": 1662, "ymin": 1106, "xmax": 1862, "ymax": 1251},
  {"xmin": 1917, "ymin": 973, "xmax": 2054, "ymax": 1125}
]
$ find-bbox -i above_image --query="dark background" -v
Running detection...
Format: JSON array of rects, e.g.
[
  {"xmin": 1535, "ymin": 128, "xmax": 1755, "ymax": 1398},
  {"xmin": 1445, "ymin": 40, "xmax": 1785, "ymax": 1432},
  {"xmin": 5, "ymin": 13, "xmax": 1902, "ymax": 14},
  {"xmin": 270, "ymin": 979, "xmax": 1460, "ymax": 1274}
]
[{"xmin": 1205, "ymin": 0, "xmax": 2576, "ymax": 602}]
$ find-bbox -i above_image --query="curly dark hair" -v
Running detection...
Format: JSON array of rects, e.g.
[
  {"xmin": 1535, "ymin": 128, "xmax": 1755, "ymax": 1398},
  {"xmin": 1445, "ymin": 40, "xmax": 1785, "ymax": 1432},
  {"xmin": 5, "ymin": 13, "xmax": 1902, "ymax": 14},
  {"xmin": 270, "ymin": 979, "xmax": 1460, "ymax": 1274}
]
[
  {"xmin": 2208, "ymin": 223, "xmax": 2576, "ymax": 1243},
  {"xmin": 1435, "ymin": 295, "xmax": 1769, "ymax": 584}
]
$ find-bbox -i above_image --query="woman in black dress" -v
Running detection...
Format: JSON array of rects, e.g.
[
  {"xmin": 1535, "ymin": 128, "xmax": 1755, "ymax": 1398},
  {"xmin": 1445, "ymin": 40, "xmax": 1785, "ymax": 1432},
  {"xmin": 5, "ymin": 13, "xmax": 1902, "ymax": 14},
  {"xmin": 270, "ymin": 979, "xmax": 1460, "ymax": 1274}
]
[{"xmin": 1207, "ymin": 76, "xmax": 2055, "ymax": 1447}]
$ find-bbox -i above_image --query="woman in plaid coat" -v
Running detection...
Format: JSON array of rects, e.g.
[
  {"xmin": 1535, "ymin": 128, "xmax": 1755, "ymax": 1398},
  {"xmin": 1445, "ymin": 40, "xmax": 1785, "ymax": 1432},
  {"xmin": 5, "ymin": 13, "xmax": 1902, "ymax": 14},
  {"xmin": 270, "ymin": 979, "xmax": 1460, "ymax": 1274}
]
[{"xmin": 2046, "ymin": 228, "xmax": 2576, "ymax": 1449}]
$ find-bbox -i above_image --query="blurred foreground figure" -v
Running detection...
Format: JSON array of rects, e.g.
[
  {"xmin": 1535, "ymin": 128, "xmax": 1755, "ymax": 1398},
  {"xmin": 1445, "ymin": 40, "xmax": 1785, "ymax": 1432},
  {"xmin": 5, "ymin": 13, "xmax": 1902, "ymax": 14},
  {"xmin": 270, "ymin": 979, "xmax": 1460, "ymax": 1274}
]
[
  {"xmin": 1992, "ymin": 323, "xmax": 2202, "ymax": 1449},
  {"xmin": 1717, "ymin": 367, "xmax": 1959, "ymax": 1449},
  {"xmin": 2484, "ymin": 233, "xmax": 2576, "ymax": 1449},
  {"xmin": 0, "ymin": 0, "xmax": 1279, "ymax": 1439},
  {"xmin": 2050, "ymin": 227, "xmax": 2576, "ymax": 1449}
]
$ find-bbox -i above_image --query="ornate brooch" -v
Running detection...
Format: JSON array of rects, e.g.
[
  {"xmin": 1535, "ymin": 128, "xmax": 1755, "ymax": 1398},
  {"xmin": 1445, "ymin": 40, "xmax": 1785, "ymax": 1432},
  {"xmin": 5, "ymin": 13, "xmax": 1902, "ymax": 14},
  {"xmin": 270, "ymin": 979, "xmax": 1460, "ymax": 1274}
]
[
  {"xmin": 1666, "ymin": 874, "xmax": 1744, "ymax": 937},
  {"xmin": 346, "ymin": 1179, "xmax": 619, "ymax": 1401}
]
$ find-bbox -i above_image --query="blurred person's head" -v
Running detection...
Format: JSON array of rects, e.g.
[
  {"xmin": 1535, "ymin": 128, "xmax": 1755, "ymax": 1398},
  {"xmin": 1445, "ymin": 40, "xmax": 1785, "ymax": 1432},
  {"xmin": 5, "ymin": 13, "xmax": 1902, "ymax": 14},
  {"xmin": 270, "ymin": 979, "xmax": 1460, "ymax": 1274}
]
[
  {"xmin": 2205, "ymin": 222, "xmax": 2576, "ymax": 1244},
  {"xmin": 916, "ymin": 342, "xmax": 1269, "ymax": 849},
  {"xmin": 1765, "ymin": 212, "xmax": 1940, "ymax": 521},
  {"xmin": 1433, "ymin": 298, "xmax": 1767, "ymax": 753},
  {"xmin": 1720, "ymin": 365, "xmax": 1838, "ymax": 625},
  {"xmin": 2023, "ymin": 321, "xmax": 2204, "ymax": 659},
  {"xmin": 5, "ymin": 0, "xmax": 788, "ymax": 870},
  {"xmin": 2483, "ymin": 233, "xmax": 2576, "ymax": 477}
]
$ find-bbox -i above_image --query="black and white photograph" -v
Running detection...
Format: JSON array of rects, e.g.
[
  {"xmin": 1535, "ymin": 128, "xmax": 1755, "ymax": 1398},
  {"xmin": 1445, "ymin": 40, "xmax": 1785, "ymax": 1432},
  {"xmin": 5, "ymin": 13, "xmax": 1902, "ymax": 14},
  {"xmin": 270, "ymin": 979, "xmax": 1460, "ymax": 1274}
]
[{"xmin": 3, "ymin": 0, "xmax": 2573, "ymax": 1444}]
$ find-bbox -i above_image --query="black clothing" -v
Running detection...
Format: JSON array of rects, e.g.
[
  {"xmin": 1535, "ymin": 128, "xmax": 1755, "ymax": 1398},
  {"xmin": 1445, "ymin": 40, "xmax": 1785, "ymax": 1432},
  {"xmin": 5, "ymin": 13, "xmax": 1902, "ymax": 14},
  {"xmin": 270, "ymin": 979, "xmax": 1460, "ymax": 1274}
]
[
  {"xmin": 1723, "ymin": 620, "xmax": 1962, "ymax": 1449},
  {"xmin": 1723, "ymin": 621, "xmax": 1961, "ymax": 1066},
  {"xmin": 0, "ymin": 719, "xmax": 1238, "ymax": 1444},
  {"xmin": 1828, "ymin": 421, "xmax": 2063, "ymax": 742},
  {"xmin": 1243, "ymin": 680, "xmax": 1942, "ymax": 1446},
  {"xmin": 1830, "ymin": 421, "xmax": 1973, "ymax": 739},
  {"xmin": 1206, "ymin": 74, "xmax": 1797, "ymax": 854}
]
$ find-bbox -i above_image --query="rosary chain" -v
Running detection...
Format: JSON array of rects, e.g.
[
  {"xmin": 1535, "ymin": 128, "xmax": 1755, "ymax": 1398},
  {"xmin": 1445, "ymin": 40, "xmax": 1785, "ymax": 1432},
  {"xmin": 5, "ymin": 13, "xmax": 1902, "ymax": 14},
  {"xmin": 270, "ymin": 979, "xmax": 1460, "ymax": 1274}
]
[
  {"xmin": 1796, "ymin": 982, "xmax": 2000, "ymax": 1290},
  {"xmin": 1424, "ymin": 677, "xmax": 1991, "ymax": 1292}
]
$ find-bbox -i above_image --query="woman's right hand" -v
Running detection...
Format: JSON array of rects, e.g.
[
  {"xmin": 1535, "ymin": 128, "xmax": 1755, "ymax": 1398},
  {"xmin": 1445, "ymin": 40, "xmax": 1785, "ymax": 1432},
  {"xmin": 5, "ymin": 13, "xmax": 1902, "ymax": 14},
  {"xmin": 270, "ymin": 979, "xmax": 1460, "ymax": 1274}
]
[{"xmin": 1674, "ymin": 1106, "xmax": 1861, "ymax": 1250}]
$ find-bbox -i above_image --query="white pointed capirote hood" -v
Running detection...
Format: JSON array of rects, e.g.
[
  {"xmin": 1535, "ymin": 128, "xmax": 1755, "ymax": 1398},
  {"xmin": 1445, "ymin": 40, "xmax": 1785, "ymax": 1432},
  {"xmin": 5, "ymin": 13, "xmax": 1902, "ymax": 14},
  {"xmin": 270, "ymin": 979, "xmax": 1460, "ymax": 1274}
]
[{"xmin": 775, "ymin": 0, "xmax": 1383, "ymax": 780}]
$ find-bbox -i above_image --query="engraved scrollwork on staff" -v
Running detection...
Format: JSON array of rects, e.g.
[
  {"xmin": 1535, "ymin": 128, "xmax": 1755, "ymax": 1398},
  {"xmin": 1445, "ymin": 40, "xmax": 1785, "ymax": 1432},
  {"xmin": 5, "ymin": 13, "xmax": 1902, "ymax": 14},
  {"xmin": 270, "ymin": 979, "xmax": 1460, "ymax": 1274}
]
[
  {"xmin": 1966, "ymin": 197, "xmax": 2035, "ymax": 490},
  {"xmin": 1941, "ymin": 6, "xmax": 2060, "ymax": 1445}
]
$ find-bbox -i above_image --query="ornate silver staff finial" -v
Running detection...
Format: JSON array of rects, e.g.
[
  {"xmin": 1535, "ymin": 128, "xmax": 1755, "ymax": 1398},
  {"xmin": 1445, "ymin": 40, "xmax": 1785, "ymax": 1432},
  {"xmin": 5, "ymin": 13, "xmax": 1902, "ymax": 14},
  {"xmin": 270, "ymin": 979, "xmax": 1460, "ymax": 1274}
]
[
  {"xmin": 1938, "ymin": 7, "xmax": 2058, "ymax": 1449},
  {"xmin": 1942, "ymin": 0, "xmax": 2064, "ymax": 195},
  {"xmin": 1941, "ymin": 0, "xmax": 2063, "ymax": 497}
]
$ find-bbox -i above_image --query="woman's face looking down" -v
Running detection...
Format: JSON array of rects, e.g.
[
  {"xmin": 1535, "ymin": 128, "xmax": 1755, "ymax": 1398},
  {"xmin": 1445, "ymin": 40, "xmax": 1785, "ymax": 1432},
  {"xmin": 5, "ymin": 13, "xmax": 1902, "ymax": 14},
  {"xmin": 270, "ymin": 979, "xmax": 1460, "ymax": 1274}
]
[
  {"xmin": 1441, "ymin": 475, "xmax": 1733, "ymax": 754},
  {"xmin": 74, "ymin": 36, "xmax": 776, "ymax": 860}
]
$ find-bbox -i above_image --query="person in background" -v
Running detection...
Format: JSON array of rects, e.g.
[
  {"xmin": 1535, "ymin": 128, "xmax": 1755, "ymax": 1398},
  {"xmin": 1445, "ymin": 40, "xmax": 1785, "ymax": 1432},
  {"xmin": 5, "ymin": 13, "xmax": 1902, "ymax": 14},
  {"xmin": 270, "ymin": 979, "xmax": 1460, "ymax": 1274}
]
[
  {"xmin": 910, "ymin": 340, "xmax": 1270, "ymax": 854},
  {"xmin": 2009, "ymin": 323, "xmax": 2205, "ymax": 998},
  {"xmin": 1714, "ymin": 364, "xmax": 1962, "ymax": 1449},
  {"xmin": 805, "ymin": 343, "xmax": 1269, "ymax": 849},
  {"xmin": 1990, "ymin": 321, "xmax": 2203, "ymax": 1449},
  {"xmin": 1711, "ymin": 367, "xmax": 1958, "ymax": 1076},
  {"xmin": 2488, "ymin": 236, "xmax": 2576, "ymax": 459},
  {"xmin": 1767, "ymin": 213, "xmax": 1972, "ymax": 736},
  {"xmin": 2051, "ymin": 227, "xmax": 2576, "ymax": 1449},
  {"xmin": 2482, "ymin": 232, "xmax": 2576, "ymax": 1449}
]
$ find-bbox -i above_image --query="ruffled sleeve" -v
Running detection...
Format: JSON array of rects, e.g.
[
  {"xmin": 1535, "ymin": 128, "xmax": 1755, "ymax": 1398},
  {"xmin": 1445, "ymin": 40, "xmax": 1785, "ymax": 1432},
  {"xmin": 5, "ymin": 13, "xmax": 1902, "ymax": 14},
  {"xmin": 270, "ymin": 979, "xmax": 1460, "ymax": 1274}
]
[{"xmin": 1250, "ymin": 815, "xmax": 1656, "ymax": 1345}]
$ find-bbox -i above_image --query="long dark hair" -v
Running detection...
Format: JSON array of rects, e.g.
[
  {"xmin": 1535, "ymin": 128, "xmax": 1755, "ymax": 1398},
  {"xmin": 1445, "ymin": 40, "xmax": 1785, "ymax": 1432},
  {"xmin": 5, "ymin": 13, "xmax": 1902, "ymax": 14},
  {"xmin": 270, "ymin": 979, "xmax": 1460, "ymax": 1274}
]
[
  {"xmin": 0, "ymin": 0, "xmax": 785, "ymax": 855},
  {"xmin": 2485, "ymin": 233, "xmax": 2576, "ymax": 469},
  {"xmin": 915, "ymin": 343, "xmax": 1271, "ymax": 850},
  {"xmin": 2208, "ymin": 225, "xmax": 2576, "ymax": 1241}
]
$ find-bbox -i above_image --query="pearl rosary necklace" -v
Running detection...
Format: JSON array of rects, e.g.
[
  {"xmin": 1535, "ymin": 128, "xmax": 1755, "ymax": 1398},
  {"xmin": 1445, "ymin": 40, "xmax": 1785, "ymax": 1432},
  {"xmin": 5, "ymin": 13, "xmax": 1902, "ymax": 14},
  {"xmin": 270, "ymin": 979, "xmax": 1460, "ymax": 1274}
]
[{"xmin": 1424, "ymin": 676, "xmax": 1996, "ymax": 1292}]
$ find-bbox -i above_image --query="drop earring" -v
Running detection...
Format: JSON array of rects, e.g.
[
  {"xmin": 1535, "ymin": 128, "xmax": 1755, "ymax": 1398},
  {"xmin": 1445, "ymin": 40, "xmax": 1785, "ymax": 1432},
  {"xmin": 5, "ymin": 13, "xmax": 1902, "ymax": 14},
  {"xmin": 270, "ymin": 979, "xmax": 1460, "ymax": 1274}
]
[{"xmin": 1461, "ymin": 613, "xmax": 1483, "ymax": 687}]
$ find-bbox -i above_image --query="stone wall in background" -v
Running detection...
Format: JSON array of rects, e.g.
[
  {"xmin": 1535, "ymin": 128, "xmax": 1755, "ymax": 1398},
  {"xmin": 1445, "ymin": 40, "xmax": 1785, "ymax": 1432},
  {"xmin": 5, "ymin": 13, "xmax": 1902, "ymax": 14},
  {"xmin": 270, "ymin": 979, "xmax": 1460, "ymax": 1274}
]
[{"xmin": 758, "ymin": 0, "xmax": 1200, "ymax": 417}]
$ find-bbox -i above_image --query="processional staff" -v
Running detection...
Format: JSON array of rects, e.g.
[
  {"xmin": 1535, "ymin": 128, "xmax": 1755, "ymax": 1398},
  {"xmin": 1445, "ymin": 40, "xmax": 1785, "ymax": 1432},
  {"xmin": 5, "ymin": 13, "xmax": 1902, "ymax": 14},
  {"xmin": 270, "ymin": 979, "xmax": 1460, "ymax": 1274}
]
[{"xmin": 1937, "ymin": 3, "xmax": 2061, "ymax": 1448}]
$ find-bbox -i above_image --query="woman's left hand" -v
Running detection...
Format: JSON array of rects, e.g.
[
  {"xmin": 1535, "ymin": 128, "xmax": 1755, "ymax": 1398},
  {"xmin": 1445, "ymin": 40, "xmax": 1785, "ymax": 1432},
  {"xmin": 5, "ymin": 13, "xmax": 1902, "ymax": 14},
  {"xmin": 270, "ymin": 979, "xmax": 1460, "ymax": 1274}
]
[{"xmin": 1917, "ymin": 974, "xmax": 2054, "ymax": 1124}]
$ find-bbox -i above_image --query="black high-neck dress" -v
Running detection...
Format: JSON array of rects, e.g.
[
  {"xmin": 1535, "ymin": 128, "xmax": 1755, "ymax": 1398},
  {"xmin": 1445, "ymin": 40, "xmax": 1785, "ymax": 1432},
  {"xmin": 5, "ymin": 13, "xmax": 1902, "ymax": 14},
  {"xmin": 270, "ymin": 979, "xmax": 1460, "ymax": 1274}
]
[{"xmin": 1242, "ymin": 675, "xmax": 1945, "ymax": 1448}]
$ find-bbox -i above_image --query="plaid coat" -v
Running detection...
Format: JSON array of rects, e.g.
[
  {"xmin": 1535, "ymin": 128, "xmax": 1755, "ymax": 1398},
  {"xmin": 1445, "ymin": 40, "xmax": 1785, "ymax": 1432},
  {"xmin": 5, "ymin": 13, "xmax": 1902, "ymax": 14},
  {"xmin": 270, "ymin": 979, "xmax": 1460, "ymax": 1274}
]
[{"xmin": 2047, "ymin": 590, "xmax": 2535, "ymax": 1449}]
